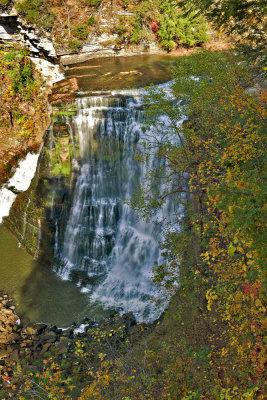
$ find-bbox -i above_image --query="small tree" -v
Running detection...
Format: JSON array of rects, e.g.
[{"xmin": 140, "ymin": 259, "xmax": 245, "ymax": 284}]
[
  {"xmin": 158, "ymin": 0, "xmax": 209, "ymax": 51},
  {"xmin": 16, "ymin": 0, "xmax": 55, "ymax": 30}
]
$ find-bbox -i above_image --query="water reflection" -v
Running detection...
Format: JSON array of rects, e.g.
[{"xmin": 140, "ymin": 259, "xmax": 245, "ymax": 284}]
[
  {"xmin": 65, "ymin": 54, "xmax": 177, "ymax": 91},
  {"xmin": 0, "ymin": 225, "xmax": 111, "ymax": 327}
]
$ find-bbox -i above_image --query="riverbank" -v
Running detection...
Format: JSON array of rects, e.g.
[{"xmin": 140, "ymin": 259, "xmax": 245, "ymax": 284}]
[
  {"xmin": 0, "ymin": 50, "xmax": 63, "ymax": 185},
  {"xmin": 0, "ymin": 291, "xmax": 152, "ymax": 398}
]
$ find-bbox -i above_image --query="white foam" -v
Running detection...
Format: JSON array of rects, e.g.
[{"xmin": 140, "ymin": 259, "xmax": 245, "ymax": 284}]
[
  {"xmin": 73, "ymin": 323, "xmax": 88, "ymax": 334},
  {"xmin": 0, "ymin": 152, "xmax": 40, "ymax": 224},
  {"xmin": 54, "ymin": 81, "xmax": 184, "ymax": 322}
]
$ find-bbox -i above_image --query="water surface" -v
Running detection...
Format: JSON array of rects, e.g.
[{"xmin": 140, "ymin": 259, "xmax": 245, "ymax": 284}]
[
  {"xmin": 65, "ymin": 54, "xmax": 177, "ymax": 91},
  {"xmin": 0, "ymin": 225, "xmax": 114, "ymax": 327}
]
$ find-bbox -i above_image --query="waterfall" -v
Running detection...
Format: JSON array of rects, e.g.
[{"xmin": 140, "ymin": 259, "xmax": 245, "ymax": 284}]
[
  {"xmin": 0, "ymin": 152, "xmax": 40, "ymax": 224},
  {"xmin": 52, "ymin": 82, "xmax": 183, "ymax": 322},
  {"xmin": 19, "ymin": 198, "xmax": 31, "ymax": 247},
  {"xmin": 34, "ymin": 219, "xmax": 42, "ymax": 260}
]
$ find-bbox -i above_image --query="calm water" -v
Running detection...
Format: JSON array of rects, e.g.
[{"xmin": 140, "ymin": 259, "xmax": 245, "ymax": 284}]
[
  {"xmin": 65, "ymin": 54, "xmax": 177, "ymax": 91},
  {"xmin": 0, "ymin": 55, "xmax": 178, "ymax": 327},
  {"xmin": 0, "ymin": 225, "xmax": 114, "ymax": 327}
]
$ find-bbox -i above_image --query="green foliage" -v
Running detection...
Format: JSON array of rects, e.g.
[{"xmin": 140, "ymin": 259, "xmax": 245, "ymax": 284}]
[
  {"xmin": 16, "ymin": 0, "xmax": 55, "ymax": 30},
  {"xmin": 87, "ymin": 15, "xmax": 97, "ymax": 26},
  {"xmin": 0, "ymin": 45, "xmax": 45, "ymax": 138},
  {"xmin": 189, "ymin": 0, "xmax": 266, "ymax": 42},
  {"xmin": 68, "ymin": 38, "xmax": 83, "ymax": 52},
  {"xmin": 188, "ymin": 0, "xmax": 266, "ymax": 70},
  {"xmin": 83, "ymin": 0, "xmax": 102, "ymax": 6},
  {"xmin": 1, "ymin": 47, "xmax": 39, "ymax": 100},
  {"xmin": 73, "ymin": 23, "xmax": 89, "ymax": 40},
  {"xmin": 112, "ymin": 0, "xmax": 209, "ymax": 48},
  {"xmin": 158, "ymin": 0, "xmax": 209, "ymax": 50},
  {"xmin": 0, "ymin": 0, "xmax": 10, "ymax": 7}
]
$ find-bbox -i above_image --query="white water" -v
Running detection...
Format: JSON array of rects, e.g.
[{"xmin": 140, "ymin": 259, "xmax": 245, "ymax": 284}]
[
  {"xmin": 52, "ymin": 82, "xmax": 184, "ymax": 322},
  {"xmin": 0, "ymin": 152, "xmax": 40, "ymax": 224}
]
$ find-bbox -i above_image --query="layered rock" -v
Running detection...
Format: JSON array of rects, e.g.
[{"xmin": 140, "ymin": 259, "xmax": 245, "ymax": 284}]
[
  {"xmin": 5, "ymin": 113, "xmax": 79, "ymax": 260},
  {"xmin": 0, "ymin": 7, "xmax": 161, "ymax": 65},
  {"xmin": 0, "ymin": 12, "xmax": 57, "ymax": 61}
]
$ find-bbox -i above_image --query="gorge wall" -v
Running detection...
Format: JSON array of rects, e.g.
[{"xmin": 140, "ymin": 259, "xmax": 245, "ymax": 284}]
[{"xmin": 0, "ymin": 3, "xmax": 161, "ymax": 65}]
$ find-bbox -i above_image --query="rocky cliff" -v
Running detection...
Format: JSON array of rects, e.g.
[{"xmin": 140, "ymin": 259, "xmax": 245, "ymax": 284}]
[{"xmin": 0, "ymin": 2, "xmax": 161, "ymax": 65}]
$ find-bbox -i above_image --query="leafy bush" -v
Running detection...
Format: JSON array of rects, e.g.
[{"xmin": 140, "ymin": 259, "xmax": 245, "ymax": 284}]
[
  {"xmin": 16, "ymin": 0, "xmax": 55, "ymax": 30},
  {"xmin": 83, "ymin": 0, "xmax": 102, "ymax": 7},
  {"xmin": 2, "ymin": 48, "xmax": 37, "ymax": 98},
  {"xmin": 73, "ymin": 23, "xmax": 88, "ymax": 40},
  {"xmin": 87, "ymin": 15, "xmax": 97, "ymax": 26},
  {"xmin": 68, "ymin": 38, "xmax": 83, "ymax": 52},
  {"xmin": 158, "ymin": 1, "xmax": 209, "ymax": 51}
]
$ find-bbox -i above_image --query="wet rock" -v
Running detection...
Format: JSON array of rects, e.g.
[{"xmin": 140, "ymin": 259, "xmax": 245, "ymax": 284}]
[
  {"xmin": 34, "ymin": 323, "xmax": 47, "ymax": 335},
  {"xmin": 20, "ymin": 317, "xmax": 31, "ymax": 328},
  {"xmin": 68, "ymin": 330, "xmax": 74, "ymax": 339},
  {"xmin": 40, "ymin": 332, "xmax": 57, "ymax": 343},
  {"xmin": 35, "ymin": 342, "xmax": 43, "ymax": 351},
  {"xmin": 122, "ymin": 312, "xmax": 137, "ymax": 329},
  {"xmin": 41, "ymin": 342, "xmax": 51, "ymax": 354}
]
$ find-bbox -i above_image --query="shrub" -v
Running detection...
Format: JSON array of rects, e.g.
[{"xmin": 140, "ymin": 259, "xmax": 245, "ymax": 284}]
[
  {"xmin": 87, "ymin": 15, "xmax": 97, "ymax": 26},
  {"xmin": 84, "ymin": 0, "xmax": 102, "ymax": 7},
  {"xmin": 158, "ymin": 2, "xmax": 209, "ymax": 51},
  {"xmin": 68, "ymin": 38, "xmax": 83, "ymax": 52},
  {"xmin": 16, "ymin": 0, "xmax": 55, "ymax": 30},
  {"xmin": 73, "ymin": 23, "xmax": 88, "ymax": 40}
]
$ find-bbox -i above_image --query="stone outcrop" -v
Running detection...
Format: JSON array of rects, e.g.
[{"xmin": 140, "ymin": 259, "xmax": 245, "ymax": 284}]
[
  {"xmin": 59, "ymin": 30, "xmax": 161, "ymax": 65},
  {"xmin": 48, "ymin": 77, "xmax": 79, "ymax": 105},
  {"xmin": 0, "ymin": 8, "xmax": 161, "ymax": 65},
  {"xmin": 0, "ymin": 294, "xmax": 19, "ymax": 348},
  {"xmin": 0, "ymin": 13, "xmax": 57, "ymax": 60},
  {"xmin": 4, "ymin": 113, "xmax": 79, "ymax": 260}
]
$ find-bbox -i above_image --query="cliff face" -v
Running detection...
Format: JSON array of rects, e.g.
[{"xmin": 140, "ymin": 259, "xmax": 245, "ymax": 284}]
[
  {"xmin": 0, "ymin": 13, "xmax": 57, "ymax": 60},
  {"xmin": 0, "ymin": 1, "xmax": 161, "ymax": 64}
]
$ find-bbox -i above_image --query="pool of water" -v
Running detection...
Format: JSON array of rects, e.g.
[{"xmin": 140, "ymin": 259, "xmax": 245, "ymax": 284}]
[
  {"xmin": 0, "ymin": 225, "xmax": 115, "ymax": 327},
  {"xmin": 65, "ymin": 54, "xmax": 177, "ymax": 91}
]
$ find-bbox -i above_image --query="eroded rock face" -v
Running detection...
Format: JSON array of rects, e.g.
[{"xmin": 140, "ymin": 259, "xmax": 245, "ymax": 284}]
[
  {"xmin": 0, "ymin": 13, "xmax": 57, "ymax": 60},
  {"xmin": 48, "ymin": 78, "xmax": 79, "ymax": 105},
  {"xmin": 60, "ymin": 37, "xmax": 161, "ymax": 65},
  {"xmin": 0, "ymin": 8, "xmax": 161, "ymax": 66}
]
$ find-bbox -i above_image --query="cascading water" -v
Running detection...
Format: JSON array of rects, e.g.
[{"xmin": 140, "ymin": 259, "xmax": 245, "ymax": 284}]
[
  {"xmin": 52, "ymin": 82, "xmax": 182, "ymax": 322},
  {"xmin": 0, "ymin": 152, "xmax": 40, "ymax": 224}
]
